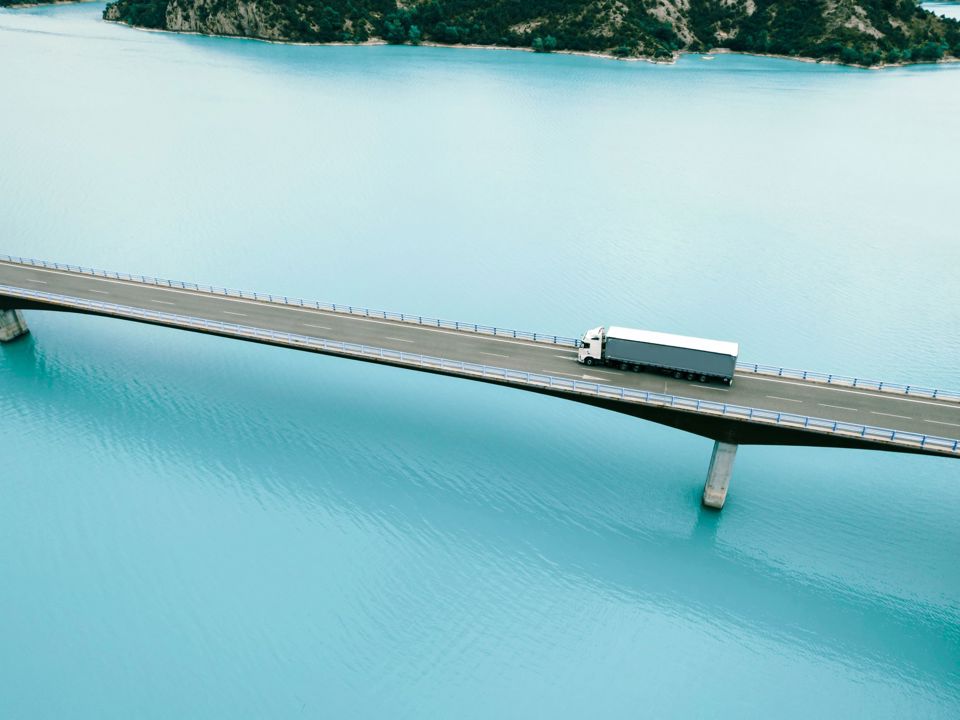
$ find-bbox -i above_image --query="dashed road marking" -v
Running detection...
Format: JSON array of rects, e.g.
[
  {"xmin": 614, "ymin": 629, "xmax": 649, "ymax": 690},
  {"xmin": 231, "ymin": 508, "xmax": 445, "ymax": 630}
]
[
  {"xmin": 223, "ymin": 311, "xmax": 247, "ymax": 317},
  {"xmin": 871, "ymin": 411, "xmax": 911, "ymax": 420},
  {"xmin": 924, "ymin": 419, "xmax": 960, "ymax": 428},
  {"xmin": 2, "ymin": 263, "xmax": 583, "ymax": 353},
  {"xmin": 739, "ymin": 374, "xmax": 956, "ymax": 408},
  {"xmin": 303, "ymin": 323, "xmax": 331, "ymax": 330},
  {"xmin": 89, "ymin": 289, "xmax": 109, "ymax": 295},
  {"xmin": 818, "ymin": 403, "xmax": 858, "ymax": 411},
  {"xmin": 545, "ymin": 370, "xmax": 616, "ymax": 383},
  {"xmin": 22, "ymin": 278, "xmax": 47, "ymax": 284},
  {"xmin": 150, "ymin": 300, "xmax": 176, "ymax": 306},
  {"xmin": 698, "ymin": 386, "xmax": 729, "ymax": 392},
  {"xmin": 547, "ymin": 371, "xmax": 591, "ymax": 379},
  {"xmin": 385, "ymin": 336, "xmax": 415, "ymax": 344},
  {"xmin": 767, "ymin": 395, "xmax": 803, "ymax": 403},
  {"xmin": 479, "ymin": 352, "xmax": 510, "ymax": 359}
]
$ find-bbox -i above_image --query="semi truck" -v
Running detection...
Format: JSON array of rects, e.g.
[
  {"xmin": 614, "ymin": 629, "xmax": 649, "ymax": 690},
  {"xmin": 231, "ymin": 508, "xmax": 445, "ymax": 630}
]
[{"xmin": 577, "ymin": 326, "xmax": 739, "ymax": 385}]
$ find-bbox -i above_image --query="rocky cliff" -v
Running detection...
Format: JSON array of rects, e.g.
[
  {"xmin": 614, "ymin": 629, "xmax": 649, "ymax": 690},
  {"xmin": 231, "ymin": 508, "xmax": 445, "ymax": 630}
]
[{"xmin": 103, "ymin": 0, "xmax": 960, "ymax": 66}]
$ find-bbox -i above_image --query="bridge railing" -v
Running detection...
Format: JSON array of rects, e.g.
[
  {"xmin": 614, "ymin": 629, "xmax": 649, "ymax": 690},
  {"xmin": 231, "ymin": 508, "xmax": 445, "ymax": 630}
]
[
  {"xmin": 3, "ymin": 283, "xmax": 958, "ymax": 457},
  {"xmin": 735, "ymin": 362, "xmax": 960, "ymax": 402},
  {"xmin": 0, "ymin": 254, "xmax": 582, "ymax": 347},
  {"xmin": 3, "ymin": 254, "xmax": 958, "ymax": 404}
]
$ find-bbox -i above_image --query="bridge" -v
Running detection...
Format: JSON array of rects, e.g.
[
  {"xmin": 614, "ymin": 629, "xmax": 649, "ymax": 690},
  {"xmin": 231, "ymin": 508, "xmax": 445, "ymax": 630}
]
[{"xmin": 1, "ymin": 254, "xmax": 958, "ymax": 509}]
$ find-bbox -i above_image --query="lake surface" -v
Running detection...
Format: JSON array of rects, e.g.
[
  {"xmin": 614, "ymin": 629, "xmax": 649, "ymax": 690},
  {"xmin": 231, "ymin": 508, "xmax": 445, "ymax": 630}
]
[
  {"xmin": 926, "ymin": 1, "xmax": 960, "ymax": 20},
  {"xmin": 1, "ymin": 4, "xmax": 958, "ymax": 718}
]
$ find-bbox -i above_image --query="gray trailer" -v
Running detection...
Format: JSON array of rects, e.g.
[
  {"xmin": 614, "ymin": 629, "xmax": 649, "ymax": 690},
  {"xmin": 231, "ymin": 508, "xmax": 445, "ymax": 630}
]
[{"xmin": 577, "ymin": 325, "xmax": 739, "ymax": 384}]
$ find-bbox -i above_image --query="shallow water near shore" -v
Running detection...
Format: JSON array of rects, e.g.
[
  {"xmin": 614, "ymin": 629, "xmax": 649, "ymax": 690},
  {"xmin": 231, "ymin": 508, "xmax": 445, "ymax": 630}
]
[{"xmin": 1, "ymin": 4, "xmax": 959, "ymax": 718}]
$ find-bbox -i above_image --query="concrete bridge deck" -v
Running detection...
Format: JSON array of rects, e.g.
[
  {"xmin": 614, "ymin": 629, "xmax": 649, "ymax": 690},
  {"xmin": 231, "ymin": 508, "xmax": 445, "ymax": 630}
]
[{"xmin": 2, "ymin": 256, "xmax": 957, "ymax": 508}]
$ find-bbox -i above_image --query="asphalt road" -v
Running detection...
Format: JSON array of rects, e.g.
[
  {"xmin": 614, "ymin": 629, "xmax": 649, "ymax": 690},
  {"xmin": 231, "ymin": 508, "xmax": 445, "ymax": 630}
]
[{"xmin": 2, "ymin": 260, "xmax": 959, "ymax": 443}]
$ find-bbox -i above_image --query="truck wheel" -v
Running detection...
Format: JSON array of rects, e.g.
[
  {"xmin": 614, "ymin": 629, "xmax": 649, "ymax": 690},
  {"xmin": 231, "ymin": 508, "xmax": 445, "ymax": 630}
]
[
  {"xmin": 699, "ymin": 375, "xmax": 708, "ymax": 383},
  {"xmin": 673, "ymin": 371, "xmax": 682, "ymax": 379},
  {"xmin": 584, "ymin": 357, "xmax": 594, "ymax": 366}
]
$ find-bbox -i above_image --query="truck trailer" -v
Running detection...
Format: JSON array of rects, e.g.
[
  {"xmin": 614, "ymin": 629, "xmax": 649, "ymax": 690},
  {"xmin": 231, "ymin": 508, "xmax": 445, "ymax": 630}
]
[{"xmin": 577, "ymin": 326, "xmax": 739, "ymax": 385}]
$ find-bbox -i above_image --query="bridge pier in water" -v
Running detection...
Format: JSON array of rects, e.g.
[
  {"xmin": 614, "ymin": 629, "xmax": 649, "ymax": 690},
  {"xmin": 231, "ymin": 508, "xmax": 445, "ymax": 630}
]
[
  {"xmin": 0, "ymin": 309, "xmax": 29, "ymax": 342},
  {"xmin": 702, "ymin": 440, "xmax": 738, "ymax": 510}
]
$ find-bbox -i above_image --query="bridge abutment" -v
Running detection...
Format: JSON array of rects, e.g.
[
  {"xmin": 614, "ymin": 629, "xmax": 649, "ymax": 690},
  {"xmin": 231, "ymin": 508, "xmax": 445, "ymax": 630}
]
[
  {"xmin": 0, "ymin": 309, "xmax": 29, "ymax": 342},
  {"xmin": 702, "ymin": 440, "xmax": 737, "ymax": 510}
]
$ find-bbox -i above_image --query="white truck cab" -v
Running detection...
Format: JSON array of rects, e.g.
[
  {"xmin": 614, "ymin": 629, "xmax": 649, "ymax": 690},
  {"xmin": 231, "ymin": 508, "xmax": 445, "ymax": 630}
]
[{"xmin": 577, "ymin": 326, "xmax": 605, "ymax": 365}]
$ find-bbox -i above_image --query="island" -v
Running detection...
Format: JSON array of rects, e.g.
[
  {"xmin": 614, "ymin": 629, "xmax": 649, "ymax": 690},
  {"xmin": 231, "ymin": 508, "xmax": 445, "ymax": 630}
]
[{"xmin": 101, "ymin": 0, "xmax": 960, "ymax": 67}]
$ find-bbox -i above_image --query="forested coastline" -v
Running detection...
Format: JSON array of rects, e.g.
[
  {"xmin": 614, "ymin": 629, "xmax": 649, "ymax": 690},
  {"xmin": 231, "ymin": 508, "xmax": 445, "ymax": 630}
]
[{"xmin": 52, "ymin": 0, "xmax": 960, "ymax": 67}]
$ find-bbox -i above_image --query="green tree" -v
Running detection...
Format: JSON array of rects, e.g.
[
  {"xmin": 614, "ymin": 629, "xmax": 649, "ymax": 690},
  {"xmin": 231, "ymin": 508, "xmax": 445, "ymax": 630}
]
[
  {"xmin": 532, "ymin": 35, "xmax": 556, "ymax": 53},
  {"xmin": 383, "ymin": 14, "xmax": 408, "ymax": 44},
  {"xmin": 914, "ymin": 41, "xmax": 945, "ymax": 61},
  {"xmin": 840, "ymin": 46, "xmax": 860, "ymax": 64}
]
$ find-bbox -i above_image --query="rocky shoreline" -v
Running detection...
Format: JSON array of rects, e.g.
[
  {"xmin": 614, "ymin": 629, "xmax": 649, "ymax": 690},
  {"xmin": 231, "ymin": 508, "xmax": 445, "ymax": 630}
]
[
  {"xmin": 8, "ymin": 0, "xmax": 960, "ymax": 69},
  {"xmin": 100, "ymin": 11, "xmax": 960, "ymax": 71}
]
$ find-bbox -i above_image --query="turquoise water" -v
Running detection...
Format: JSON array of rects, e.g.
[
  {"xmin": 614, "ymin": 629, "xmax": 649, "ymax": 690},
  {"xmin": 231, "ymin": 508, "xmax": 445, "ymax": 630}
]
[
  {"xmin": 1, "ymin": 4, "xmax": 959, "ymax": 717},
  {"xmin": 926, "ymin": 2, "xmax": 960, "ymax": 20}
]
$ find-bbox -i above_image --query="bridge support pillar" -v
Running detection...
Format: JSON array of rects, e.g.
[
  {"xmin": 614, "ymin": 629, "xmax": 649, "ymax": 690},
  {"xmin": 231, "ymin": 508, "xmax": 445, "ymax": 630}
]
[
  {"xmin": 0, "ymin": 309, "xmax": 29, "ymax": 342},
  {"xmin": 702, "ymin": 440, "xmax": 737, "ymax": 510}
]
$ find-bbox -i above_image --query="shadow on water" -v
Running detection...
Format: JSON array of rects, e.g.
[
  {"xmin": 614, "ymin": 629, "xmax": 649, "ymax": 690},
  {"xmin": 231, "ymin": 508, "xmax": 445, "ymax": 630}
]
[
  {"xmin": 692, "ymin": 501, "xmax": 721, "ymax": 544},
  {"xmin": 3, "ymin": 320, "xmax": 958, "ymax": 697}
]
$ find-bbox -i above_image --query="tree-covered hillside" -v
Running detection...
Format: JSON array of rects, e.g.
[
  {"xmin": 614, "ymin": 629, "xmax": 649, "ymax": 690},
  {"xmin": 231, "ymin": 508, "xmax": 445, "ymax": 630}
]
[{"xmin": 102, "ymin": 0, "xmax": 960, "ymax": 66}]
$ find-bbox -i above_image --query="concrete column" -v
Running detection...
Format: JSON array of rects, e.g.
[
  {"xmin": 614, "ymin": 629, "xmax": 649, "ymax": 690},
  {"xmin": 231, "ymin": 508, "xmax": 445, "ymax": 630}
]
[
  {"xmin": 702, "ymin": 440, "xmax": 737, "ymax": 510},
  {"xmin": 0, "ymin": 309, "xmax": 29, "ymax": 342}
]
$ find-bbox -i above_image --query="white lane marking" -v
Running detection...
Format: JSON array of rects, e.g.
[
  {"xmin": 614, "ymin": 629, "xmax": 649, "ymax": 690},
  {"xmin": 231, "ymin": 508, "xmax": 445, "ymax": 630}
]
[
  {"xmin": 737, "ymin": 374, "xmax": 958, "ymax": 409},
  {"xmin": 573, "ymin": 365, "xmax": 618, "ymax": 377},
  {"xmin": 871, "ymin": 411, "xmax": 911, "ymax": 420},
  {"xmin": 1, "ymin": 263, "xmax": 582, "ymax": 354},
  {"xmin": 554, "ymin": 355, "xmax": 577, "ymax": 360},
  {"xmin": 548, "ymin": 371, "xmax": 592, "ymax": 379},
  {"xmin": 7, "ymin": 262, "xmax": 954, "ymax": 430},
  {"xmin": 22, "ymin": 278, "xmax": 47, "ymax": 284},
  {"xmin": 150, "ymin": 300, "xmax": 176, "ymax": 306},
  {"xmin": 223, "ymin": 311, "xmax": 247, "ymax": 317},
  {"xmin": 818, "ymin": 403, "xmax": 858, "ymax": 412},
  {"xmin": 926, "ymin": 419, "xmax": 960, "ymax": 428},
  {"xmin": 303, "ymin": 323, "xmax": 332, "ymax": 330},
  {"xmin": 385, "ymin": 336, "xmax": 415, "ymax": 344},
  {"xmin": 89, "ymin": 289, "xmax": 110, "ymax": 295},
  {"xmin": 343, "ymin": 316, "xmax": 575, "ymax": 350},
  {"xmin": 698, "ymin": 386, "xmax": 729, "ymax": 392},
  {"xmin": 546, "ymin": 370, "xmax": 615, "ymax": 382},
  {"xmin": 479, "ymin": 352, "xmax": 510, "ymax": 359},
  {"xmin": 767, "ymin": 395, "xmax": 803, "ymax": 403}
]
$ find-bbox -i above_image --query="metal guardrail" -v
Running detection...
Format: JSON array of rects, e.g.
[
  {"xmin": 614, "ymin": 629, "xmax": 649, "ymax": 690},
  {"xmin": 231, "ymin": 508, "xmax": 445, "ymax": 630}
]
[
  {"xmin": 735, "ymin": 362, "xmax": 960, "ymax": 402},
  {"xmin": 2, "ymin": 253, "xmax": 958, "ymax": 404},
  {"xmin": 0, "ymin": 254, "xmax": 580, "ymax": 347},
  {"xmin": 2, "ymin": 283, "xmax": 958, "ymax": 457}
]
